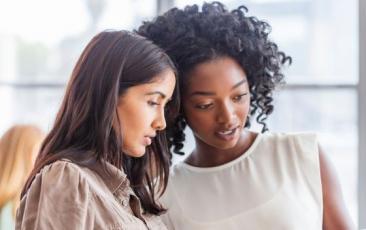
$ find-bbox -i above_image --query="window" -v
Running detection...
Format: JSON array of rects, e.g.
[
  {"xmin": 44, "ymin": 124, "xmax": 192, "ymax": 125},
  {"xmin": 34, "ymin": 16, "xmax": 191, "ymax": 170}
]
[{"xmin": 0, "ymin": 0, "xmax": 156, "ymax": 133}]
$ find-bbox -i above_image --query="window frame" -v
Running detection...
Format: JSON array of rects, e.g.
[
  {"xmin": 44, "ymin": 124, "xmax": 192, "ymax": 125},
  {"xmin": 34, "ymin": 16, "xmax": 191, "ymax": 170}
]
[{"xmin": 358, "ymin": 0, "xmax": 366, "ymax": 227}]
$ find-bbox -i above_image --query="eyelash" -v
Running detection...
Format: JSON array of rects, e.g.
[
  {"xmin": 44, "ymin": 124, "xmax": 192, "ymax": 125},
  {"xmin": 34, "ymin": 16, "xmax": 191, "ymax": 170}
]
[
  {"xmin": 195, "ymin": 103, "xmax": 213, "ymax": 110},
  {"xmin": 233, "ymin": 93, "xmax": 248, "ymax": 102},
  {"xmin": 148, "ymin": 101, "xmax": 160, "ymax": 106},
  {"xmin": 195, "ymin": 93, "xmax": 248, "ymax": 110}
]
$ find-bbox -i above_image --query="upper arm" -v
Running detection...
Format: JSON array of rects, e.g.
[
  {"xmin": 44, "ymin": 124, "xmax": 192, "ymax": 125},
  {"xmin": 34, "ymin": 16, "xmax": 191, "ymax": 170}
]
[
  {"xmin": 15, "ymin": 161, "xmax": 93, "ymax": 230},
  {"xmin": 318, "ymin": 145, "xmax": 355, "ymax": 230}
]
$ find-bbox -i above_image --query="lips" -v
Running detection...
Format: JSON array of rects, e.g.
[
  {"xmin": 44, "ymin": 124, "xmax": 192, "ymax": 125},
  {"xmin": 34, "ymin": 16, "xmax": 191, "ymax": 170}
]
[
  {"xmin": 217, "ymin": 129, "xmax": 236, "ymax": 135},
  {"xmin": 214, "ymin": 126, "xmax": 240, "ymax": 141},
  {"xmin": 143, "ymin": 134, "xmax": 156, "ymax": 146},
  {"xmin": 143, "ymin": 137, "xmax": 152, "ymax": 146}
]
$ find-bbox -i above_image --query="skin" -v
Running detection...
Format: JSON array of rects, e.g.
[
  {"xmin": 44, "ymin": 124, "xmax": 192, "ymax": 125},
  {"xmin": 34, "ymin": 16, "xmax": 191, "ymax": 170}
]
[
  {"xmin": 183, "ymin": 57, "xmax": 256, "ymax": 167},
  {"xmin": 117, "ymin": 68, "xmax": 176, "ymax": 157},
  {"xmin": 183, "ymin": 56, "xmax": 354, "ymax": 229}
]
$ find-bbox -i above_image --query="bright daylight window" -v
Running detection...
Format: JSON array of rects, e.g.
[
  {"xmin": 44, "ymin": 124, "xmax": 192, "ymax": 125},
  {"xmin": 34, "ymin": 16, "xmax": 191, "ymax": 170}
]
[{"xmin": 0, "ymin": 0, "xmax": 156, "ymax": 133}]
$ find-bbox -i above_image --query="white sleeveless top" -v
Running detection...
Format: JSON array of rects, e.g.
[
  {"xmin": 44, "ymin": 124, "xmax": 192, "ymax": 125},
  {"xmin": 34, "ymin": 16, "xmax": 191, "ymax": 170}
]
[{"xmin": 160, "ymin": 132, "xmax": 323, "ymax": 230}]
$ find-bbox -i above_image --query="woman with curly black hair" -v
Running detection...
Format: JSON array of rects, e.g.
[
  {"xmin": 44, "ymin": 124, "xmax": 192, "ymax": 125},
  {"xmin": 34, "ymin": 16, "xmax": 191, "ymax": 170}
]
[{"xmin": 138, "ymin": 2, "xmax": 354, "ymax": 229}]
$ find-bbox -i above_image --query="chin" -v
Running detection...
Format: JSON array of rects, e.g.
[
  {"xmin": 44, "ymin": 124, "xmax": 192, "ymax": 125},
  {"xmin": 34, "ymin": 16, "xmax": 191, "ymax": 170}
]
[
  {"xmin": 215, "ymin": 142, "xmax": 237, "ymax": 150},
  {"xmin": 132, "ymin": 150, "xmax": 146, "ymax": 158},
  {"xmin": 124, "ymin": 146, "xmax": 146, "ymax": 158},
  {"xmin": 212, "ymin": 139, "xmax": 240, "ymax": 150}
]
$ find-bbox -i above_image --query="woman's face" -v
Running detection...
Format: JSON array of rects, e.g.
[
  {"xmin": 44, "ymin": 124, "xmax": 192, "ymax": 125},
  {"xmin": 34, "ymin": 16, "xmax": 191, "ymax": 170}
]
[
  {"xmin": 183, "ymin": 57, "xmax": 250, "ymax": 150},
  {"xmin": 117, "ymin": 69, "xmax": 176, "ymax": 157}
]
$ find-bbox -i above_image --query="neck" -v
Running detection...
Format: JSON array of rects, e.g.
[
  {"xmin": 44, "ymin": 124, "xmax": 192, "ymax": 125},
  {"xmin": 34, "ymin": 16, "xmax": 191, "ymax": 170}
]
[{"xmin": 185, "ymin": 130, "xmax": 257, "ymax": 167}]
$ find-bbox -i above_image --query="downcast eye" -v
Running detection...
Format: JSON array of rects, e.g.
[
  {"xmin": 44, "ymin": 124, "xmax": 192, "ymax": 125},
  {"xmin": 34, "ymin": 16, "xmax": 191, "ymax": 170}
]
[
  {"xmin": 195, "ymin": 103, "xmax": 213, "ymax": 110},
  {"xmin": 233, "ymin": 93, "xmax": 248, "ymax": 102}
]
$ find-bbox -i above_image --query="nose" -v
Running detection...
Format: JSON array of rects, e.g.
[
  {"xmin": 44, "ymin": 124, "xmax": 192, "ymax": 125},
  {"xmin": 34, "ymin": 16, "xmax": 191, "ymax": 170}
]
[
  {"xmin": 216, "ymin": 101, "xmax": 237, "ymax": 126},
  {"xmin": 152, "ymin": 108, "xmax": 167, "ymax": 131}
]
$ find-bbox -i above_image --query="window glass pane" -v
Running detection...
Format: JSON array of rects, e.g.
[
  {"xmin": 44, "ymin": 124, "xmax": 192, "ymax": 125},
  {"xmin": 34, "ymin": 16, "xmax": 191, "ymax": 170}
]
[
  {"xmin": 175, "ymin": 0, "xmax": 358, "ymax": 84},
  {"xmin": 0, "ymin": 0, "xmax": 156, "ymax": 84},
  {"xmin": 0, "ymin": 86, "xmax": 64, "ymax": 134}
]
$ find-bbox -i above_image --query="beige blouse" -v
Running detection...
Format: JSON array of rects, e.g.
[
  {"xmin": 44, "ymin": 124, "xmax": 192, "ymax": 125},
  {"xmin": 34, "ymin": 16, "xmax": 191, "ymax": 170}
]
[{"xmin": 15, "ymin": 159, "xmax": 167, "ymax": 230}]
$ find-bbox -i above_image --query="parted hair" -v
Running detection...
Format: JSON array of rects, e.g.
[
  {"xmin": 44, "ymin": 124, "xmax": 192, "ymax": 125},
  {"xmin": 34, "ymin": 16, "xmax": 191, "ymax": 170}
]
[{"xmin": 22, "ymin": 30, "xmax": 179, "ymax": 214}]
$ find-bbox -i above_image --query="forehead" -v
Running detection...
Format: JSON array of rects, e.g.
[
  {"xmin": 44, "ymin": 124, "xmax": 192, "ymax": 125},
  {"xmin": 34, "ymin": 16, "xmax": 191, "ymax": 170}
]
[
  {"xmin": 185, "ymin": 57, "xmax": 247, "ymax": 92},
  {"xmin": 125, "ymin": 69, "xmax": 176, "ymax": 95}
]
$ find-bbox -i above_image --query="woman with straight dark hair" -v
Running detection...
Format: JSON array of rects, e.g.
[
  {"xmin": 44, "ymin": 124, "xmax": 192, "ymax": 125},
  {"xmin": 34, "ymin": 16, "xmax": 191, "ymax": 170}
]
[{"xmin": 15, "ymin": 30, "xmax": 178, "ymax": 229}]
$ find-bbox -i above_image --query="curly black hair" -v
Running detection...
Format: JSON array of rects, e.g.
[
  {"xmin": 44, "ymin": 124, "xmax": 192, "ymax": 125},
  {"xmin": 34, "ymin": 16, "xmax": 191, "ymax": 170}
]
[{"xmin": 137, "ymin": 1, "xmax": 291, "ymax": 156}]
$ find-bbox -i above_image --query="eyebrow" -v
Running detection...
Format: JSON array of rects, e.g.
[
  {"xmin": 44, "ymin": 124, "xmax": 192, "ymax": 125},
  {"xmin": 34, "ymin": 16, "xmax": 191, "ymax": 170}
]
[
  {"xmin": 145, "ymin": 91, "xmax": 167, "ymax": 99},
  {"xmin": 189, "ymin": 79, "xmax": 247, "ymax": 97},
  {"xmin": 231, "ymin": 79, "xmax": 247, "ymax": 90}
]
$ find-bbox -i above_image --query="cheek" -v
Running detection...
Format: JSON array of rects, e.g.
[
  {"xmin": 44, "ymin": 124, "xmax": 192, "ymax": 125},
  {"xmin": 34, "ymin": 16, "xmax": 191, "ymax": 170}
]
[
  {"xmin": 238, "ymin": 101, "xmax": 251, "ymax": 120},
  {"xmin": 117, "ymin": 109, "xmax": 134, "ymax": 142},
  {"xmin": 119, "ymin": 102, "xmax": 157, "ymax": 145},
  {"xmin": 118, "ymin": 111, "xmax": 148, "ymax": 157},
  {"xmin": 183, "ymin": 106, "xmax": 213, "ymax": 132},
  {"xmin": 120, "ymin": 109, "xmax": 146, "ymax": 135}
]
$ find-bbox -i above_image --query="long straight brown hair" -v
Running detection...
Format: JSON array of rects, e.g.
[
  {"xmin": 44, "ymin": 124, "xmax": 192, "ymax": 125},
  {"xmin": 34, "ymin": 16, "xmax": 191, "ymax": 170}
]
[{"xmin": 21, "ymin": 30, "xmax": 179, "ymax": 214}]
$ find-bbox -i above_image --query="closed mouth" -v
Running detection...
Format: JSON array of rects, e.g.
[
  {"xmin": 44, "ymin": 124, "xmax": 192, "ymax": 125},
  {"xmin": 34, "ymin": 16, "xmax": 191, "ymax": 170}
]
[{"xmin": 143, "ymin": 135, "xmax": 155, "ymax": 146}]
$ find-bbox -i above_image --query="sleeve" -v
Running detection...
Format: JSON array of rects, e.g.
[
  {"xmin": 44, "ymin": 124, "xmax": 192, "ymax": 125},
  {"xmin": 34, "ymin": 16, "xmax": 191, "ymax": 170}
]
[
  {"xmin": 15, "ymin": 161, "xmax": 95, "ymax": 230},
  {"xmin": 290, "ymin": 132, "xmax": 323, "ymax": 208},
  {"xmin": 291, "ymin": 132, "xmax": 320, "ymax": 172}
]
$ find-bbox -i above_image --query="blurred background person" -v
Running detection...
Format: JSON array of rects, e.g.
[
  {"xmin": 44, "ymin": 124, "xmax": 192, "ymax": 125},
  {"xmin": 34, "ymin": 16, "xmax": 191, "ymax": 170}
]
[{"xmin": 0, "ymin": 125, "xmax": 44, "ymax": 230}]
